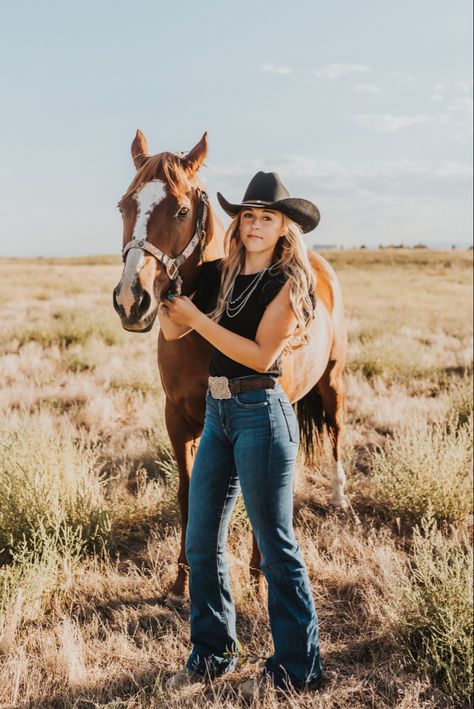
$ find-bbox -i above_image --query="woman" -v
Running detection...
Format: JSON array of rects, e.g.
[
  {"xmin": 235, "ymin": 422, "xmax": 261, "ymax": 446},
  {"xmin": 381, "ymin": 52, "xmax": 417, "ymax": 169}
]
[{"xmin": 158, "ymin": 171, "xmax": 324, "ymax": 698}]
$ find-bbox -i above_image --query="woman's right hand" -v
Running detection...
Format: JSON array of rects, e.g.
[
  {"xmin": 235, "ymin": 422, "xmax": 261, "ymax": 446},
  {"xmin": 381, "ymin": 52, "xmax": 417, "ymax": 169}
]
[
  {"xmin": 157, "ymin": 301, "xmax": 192, "ymax": 340},
  {"xmin": 158, "ymin": 302, "xmax": 170, "ymax": 317}
]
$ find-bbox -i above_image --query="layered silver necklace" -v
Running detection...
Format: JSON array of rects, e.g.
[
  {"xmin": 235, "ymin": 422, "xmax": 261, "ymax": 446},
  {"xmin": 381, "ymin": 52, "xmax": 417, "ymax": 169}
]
[{"xmin": 225, "ymin": 267, "xmax": 269, "ymax": 318}]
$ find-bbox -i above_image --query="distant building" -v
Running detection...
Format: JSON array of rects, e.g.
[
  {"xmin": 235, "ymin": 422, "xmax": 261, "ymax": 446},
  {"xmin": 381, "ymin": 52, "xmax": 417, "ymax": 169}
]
[{"xmin": 310, "ymin": 243, "xmax": 338, "ymax": 251}]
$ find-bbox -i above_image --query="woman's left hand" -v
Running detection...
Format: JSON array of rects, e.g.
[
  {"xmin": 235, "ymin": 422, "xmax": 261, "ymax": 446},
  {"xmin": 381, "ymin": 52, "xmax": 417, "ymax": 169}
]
[{"xmin": 163, "ymin": 296, "xmax": 200, "ymax": 326}]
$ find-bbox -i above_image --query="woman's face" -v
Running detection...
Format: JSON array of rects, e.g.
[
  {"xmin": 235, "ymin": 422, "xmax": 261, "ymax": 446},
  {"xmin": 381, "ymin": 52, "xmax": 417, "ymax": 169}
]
[{"xmin": 239, "ymin": 207, "xmax": 284, "ymax": 257}]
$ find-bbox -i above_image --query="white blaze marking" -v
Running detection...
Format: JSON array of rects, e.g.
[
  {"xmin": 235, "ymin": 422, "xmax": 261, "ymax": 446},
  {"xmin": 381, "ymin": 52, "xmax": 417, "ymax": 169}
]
[
  {"xmin": 133, "ymin": 179, "xmax": 166, "ymax": 241},
  {"xmin": 118, "ymin": 179, "xmax": 166, "ymax": 317}
]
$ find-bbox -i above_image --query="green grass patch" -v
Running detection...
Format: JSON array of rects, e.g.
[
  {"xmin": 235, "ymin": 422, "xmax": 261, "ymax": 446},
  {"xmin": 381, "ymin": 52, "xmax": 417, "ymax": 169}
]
[
  {"xmin": 447, "ymin": 373, "xmax": 474, "ymax": 430},
  {"xmin": 62, "ymin": 337, "xmax": 109, "ymax": 373},
  {"xmin": 385, "ymin": 514, "xmax": 473, "ymax": 704},
  {"xmin": 348, "ymin": 335, "xmax": 439, "ymax": 383},
  {"xmin": 0, "ymin": 526, "xmax": 84, "ymax": 652},
  {"xmin": 13, "ymin": 308, "xmax": 123, "ymax": 349},
  {"xmin": 370, "ymin": 412, "xmax": 473, "ymax": 524},
  {"xmin": 0, "ymin": 416, "xmax": 112, "ymax": 557},
  {"xmin": 322, "ymin": 248, "xmax": 473, "ymax": 270}
]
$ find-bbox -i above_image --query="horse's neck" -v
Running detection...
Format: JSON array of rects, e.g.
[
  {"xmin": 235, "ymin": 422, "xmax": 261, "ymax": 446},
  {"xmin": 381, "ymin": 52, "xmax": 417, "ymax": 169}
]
[
  {"xmin": 201, "ymin": 203, "xmax": 226, "ymax": 263},
  {"xmin": 178, "ymin": 203, "xmax": 225, "ymax": 295}
]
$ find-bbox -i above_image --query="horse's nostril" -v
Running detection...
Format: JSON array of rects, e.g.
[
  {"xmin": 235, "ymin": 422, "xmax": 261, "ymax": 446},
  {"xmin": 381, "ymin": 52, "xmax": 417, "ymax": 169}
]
[
  {"xmin": 112, "ymin": 287, "xmax": 119, "ymax": 311},
  {"xmin": 137, "ymin": 290, "xmax": 151, "ymax": 317}
]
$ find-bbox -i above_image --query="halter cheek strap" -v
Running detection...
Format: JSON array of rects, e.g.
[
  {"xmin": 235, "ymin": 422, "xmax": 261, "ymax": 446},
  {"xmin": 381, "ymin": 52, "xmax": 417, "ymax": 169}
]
[{"xmin": 121, "ymin": 189, "xmax": 209, "ymax": 281}]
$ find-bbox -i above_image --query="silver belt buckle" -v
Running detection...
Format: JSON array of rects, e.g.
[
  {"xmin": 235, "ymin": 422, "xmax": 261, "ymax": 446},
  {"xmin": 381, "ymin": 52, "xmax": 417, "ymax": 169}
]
[{"xmin": 208, "ymin": 376, "xmax": 232, "ymax": 399}]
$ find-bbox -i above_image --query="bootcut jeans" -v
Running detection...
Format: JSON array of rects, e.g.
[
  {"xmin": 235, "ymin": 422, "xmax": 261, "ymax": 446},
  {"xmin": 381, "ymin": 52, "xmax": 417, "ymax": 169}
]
[{"xmin": 184, "ymin": 379, "xmax": 323, "ymax": 690}]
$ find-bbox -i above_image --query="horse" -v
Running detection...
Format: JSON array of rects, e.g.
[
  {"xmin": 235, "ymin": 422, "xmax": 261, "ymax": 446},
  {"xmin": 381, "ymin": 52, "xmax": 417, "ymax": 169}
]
[{"xmin": 113, "ymin": 130, "xmax": 348, "ymax": 602}]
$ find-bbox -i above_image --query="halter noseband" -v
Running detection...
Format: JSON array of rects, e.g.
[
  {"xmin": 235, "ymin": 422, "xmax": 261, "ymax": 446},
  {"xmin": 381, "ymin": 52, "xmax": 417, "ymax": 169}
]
[{"xmin": 121, "ymin": 188, "xmax": 209, "ymax": 281}]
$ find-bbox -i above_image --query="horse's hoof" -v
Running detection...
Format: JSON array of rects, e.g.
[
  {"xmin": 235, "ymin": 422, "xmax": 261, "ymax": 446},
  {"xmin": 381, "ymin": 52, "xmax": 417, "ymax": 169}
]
[
  {"xmin": 165, "ymin": 593, "xmax": 190, "ymax": 612},
  {"xmin": 166, "ymin": 592, "xmax": 185, "ymax": 603},
  {"xmin": 166, "ymin": 566, "xmax": 189, "ymax": 606},
  {"xmin": 329, "ymin": 495, "xmax": 349, "ymax": 510}
]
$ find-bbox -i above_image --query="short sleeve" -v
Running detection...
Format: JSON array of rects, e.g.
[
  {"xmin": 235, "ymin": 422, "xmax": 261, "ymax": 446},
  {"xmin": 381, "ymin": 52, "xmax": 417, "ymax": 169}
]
[
  {"xmin": 259, "ymin": 271, "xmax": 318, "ymax": 314},
  {"xmin": 191, "ymin": 259, "xmax": 223, "ymax": 313},
  {"xmin": 259, "ymin": 271, "xmax": 287, "ymax": 309}
]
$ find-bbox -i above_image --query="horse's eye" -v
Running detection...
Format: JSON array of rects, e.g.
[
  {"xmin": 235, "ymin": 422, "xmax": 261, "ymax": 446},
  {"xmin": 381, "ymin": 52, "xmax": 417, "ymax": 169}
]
[{"xmin": 177, "ymin": 206, "xmax": 190, "ymax": 219}]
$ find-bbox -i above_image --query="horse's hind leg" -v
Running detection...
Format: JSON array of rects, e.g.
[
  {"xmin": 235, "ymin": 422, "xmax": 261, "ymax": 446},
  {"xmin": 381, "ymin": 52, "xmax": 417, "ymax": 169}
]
[
  {"xmin": 317, "ymin": 360, "xmax": 348, "ymax": 508},
  {"xmin": 249, "ymin": 533, "xmax": 265, "ymax": 599}
]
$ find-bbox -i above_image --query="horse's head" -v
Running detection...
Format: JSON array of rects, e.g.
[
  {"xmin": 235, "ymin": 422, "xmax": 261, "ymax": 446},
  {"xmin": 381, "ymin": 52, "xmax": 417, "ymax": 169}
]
[{"xmin": 113, "ymin": 130, "xmax": 212, "ymax": 332}]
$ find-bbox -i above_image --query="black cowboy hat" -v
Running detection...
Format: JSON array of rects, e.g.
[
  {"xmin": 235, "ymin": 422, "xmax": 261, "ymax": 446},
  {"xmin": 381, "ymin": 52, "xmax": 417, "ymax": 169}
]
[{"xmin": 217, "ymin": 171, "xmax": 320, "ymax": 234}]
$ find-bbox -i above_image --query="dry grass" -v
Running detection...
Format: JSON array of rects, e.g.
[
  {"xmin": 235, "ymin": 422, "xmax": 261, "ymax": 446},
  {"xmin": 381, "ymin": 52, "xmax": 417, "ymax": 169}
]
[
  {"xmin": 370, "ymin": 411, "xmax": 472, "ymax": 524},
  {"xmin": 0, "ymin": 249, "xmax": 472, "ymax": 708},
  {"xmin": 382, "ymin": 513, "xmax": 473, "ymax": 704}
]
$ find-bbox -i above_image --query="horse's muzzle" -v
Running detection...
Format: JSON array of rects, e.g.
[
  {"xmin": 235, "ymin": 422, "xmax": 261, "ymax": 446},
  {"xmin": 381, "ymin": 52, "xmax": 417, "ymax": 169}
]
[{"xmin": 113, "ymin": 285, "xmax": 158, "ymax": 332}]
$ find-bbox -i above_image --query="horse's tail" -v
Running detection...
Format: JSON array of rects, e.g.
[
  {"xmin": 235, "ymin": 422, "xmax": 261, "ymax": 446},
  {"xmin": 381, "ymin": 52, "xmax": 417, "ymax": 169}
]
[{"xmin": 295, "ymin": 384, "xmax": 328, "ymax": 465}]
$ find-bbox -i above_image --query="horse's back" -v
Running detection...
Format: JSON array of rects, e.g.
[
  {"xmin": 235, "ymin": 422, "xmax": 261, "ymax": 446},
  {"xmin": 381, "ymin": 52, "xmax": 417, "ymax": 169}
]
[
  {"xmin": 279, "ymin": 251, "xmax": 347, "ymax": 400},
  {"xmin": 309, "ymin": 250, "xmax": 347, "ymax": 350}
]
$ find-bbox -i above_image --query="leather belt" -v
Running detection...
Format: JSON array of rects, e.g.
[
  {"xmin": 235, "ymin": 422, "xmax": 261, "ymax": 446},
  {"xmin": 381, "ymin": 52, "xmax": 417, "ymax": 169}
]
[{"xmin": 208, "ymin": 375, "xmax": 276, "ymax": 399}]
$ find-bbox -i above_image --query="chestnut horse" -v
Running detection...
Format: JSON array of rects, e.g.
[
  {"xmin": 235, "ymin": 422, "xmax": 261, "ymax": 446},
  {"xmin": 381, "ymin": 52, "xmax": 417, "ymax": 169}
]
[{"xmin": 113, "ymin": 130, "xmax": 348, "ymax": 601}]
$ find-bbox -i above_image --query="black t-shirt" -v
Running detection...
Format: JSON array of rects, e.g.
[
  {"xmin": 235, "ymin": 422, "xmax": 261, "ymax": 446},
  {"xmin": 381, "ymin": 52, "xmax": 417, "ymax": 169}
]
[{"xmin": 191, "ymin": 259, "xmax": 289, "ymax": 378}]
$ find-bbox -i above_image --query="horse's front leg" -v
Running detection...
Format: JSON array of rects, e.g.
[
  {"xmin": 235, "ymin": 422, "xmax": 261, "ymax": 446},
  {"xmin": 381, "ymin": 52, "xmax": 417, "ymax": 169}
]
[{"xmin": 164, "ymin": 399, "xmax": 202, "ymax": 603}]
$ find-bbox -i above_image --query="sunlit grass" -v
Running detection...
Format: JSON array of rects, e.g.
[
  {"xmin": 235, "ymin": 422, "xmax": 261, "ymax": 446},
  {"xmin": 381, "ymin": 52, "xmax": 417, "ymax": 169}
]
[
  {"xmin": 0, "ymin": 250, "xmax": 472, "ymax": 708},
  {"xmin": 0, "ymin": 414, "xmax": 112, "ymax": 556},
  {"xmin": 370, "ymin": 411, "xmax": 473, "ymax": 524},
  {"xmin": 383, "ymin": 513, "xmax": 473, "ymax": 704}
]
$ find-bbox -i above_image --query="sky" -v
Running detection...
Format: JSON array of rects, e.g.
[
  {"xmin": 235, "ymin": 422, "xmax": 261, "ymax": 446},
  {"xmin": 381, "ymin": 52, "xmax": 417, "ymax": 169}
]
[{"xmin": 0, "ymin": 0, "xmax": 472, "ymax": 256}]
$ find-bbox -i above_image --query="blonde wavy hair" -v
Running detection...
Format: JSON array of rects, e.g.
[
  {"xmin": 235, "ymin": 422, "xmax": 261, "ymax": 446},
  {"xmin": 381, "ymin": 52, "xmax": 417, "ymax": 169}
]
[{"xmin": 209, "ymin": 212, "xmax": 317, "ymax": 352}]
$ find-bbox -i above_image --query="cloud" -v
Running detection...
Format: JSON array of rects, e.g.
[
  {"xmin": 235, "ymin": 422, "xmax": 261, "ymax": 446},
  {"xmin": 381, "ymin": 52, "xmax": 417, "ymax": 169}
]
[
  {"xmin": 354, "ymin": 83, "xmax": 382, "ymax": 94},
  {"xmin": 448, "ymin": 96, "xmax": 473, "ymax": 114},
  {"xmin": 206, "ymin": 155, "xmax": 472, "ymax": 186},
  {"xmin": 458, "ymin": 80, "xmax": 473, "ymax": 93},
  {"xmin": 260, "ymin": 63, "xmax": 292, "ymax": 76},
  {"xmin": 448, "ymin": 96, "xmax": 474, "ymax": 142},
  {"xmin": 354, "ymin": 113, "xmax": 447, "ymax": 132},
  {"xmin": 428, "ymin": 82, "xmax": 473, "ymax": 139},
  {"xmin": 432, "ymin": 81, "xmax": 447, "ymax": 101},
  {"xmin": 313, "ymin": 63, "xmax": 370, "ymax": 80},
  {"xmin": 390, "ymin": 72, "xmax": 415, "ymax": 83},
  {"xmin": 205, "ymin": 156, "xmax": 472, "ymax": 247}
]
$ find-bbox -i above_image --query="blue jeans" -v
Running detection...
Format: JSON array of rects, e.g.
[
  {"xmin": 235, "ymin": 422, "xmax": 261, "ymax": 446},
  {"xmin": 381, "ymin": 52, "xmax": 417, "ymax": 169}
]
[{"xmin": 184, "ymin": 380, "xmax": 323, "ymax": 690}]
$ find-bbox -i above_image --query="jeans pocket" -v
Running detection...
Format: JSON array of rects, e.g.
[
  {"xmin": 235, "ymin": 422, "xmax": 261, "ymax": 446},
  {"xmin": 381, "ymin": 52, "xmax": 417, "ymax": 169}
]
[
  {"xmin": 278, "ymin": 398, "xmax": 299, "ymax": 443},
  {"xmin": 235, "ymin": 390, "xmax": 269, "ymax": 408}
]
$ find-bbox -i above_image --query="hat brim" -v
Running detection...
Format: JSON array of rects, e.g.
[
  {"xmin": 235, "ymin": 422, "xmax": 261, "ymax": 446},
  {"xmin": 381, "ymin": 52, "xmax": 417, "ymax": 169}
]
[{"xmin": 216, "ymin": 193, "xmax": 320, "ymax": 234}]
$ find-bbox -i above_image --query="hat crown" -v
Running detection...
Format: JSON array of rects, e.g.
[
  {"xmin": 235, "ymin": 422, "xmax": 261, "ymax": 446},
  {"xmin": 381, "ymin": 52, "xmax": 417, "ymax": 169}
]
[
  {"xmin": 216, "ymin": 170, "xmax": 320, "ymax": 233},
  {"xmin": 242, "ymin": 171, "xmax": 289, "ymax": 204}
]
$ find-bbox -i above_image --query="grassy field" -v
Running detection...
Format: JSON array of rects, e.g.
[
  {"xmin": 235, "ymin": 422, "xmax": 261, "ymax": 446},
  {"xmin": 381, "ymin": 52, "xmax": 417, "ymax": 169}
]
[{"xmin": 0, "ymin": 250, "xmax": 472, "ymax": 709}]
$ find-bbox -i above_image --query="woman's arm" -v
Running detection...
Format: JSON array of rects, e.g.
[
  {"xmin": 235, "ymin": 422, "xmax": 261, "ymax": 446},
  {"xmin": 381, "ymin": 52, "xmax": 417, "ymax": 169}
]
[
  {"xmin": 157, "ymin": 302, "xmax": 193, "ymax": 340},
  {"xmin": 165, "ymin": 281, "xmax": 297, "ymax": 371},
  {"xmin": 159, "ymin": 259, "xmax": 223, "ymax": 341}
]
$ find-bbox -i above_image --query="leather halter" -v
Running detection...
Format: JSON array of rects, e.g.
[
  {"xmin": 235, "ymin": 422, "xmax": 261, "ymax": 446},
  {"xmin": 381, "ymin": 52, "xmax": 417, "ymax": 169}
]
[{"xmin": 121, "ymin": 189, "xmax": 209, "ymax": 281}]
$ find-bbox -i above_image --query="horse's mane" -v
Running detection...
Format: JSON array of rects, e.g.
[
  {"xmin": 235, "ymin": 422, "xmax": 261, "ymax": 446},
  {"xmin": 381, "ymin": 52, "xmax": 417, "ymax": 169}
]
[
  {"xmin": 123, "ymin": 151, "xmax": 214, "ymax": 249},
  {"xmin": 124, "ymin": 152, "xmax": 190, "ymax": 200}
]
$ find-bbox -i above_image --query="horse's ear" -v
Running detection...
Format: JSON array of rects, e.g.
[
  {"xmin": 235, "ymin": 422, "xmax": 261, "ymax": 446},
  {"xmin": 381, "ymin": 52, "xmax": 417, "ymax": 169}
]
[
  {"xmin": 182, "ymin": 132, "xmax": 208, "ymax": 175},
  {"xmin": 131, "ymin": 129, "xmax": 149, "ymax": 169}
]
